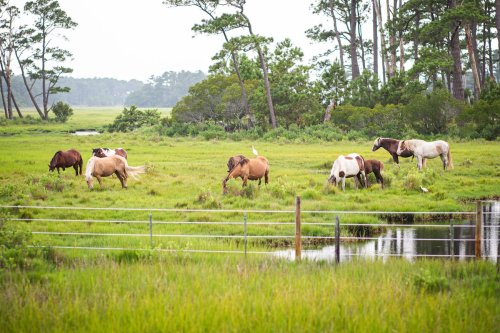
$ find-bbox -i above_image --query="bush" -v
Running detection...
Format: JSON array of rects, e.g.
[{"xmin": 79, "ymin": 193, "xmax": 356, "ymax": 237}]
[
  {"xmin": 108, "ymin": 106, "xmax": 161, "ymax": 132},
  {"xmin": 51, "ymin": 101, "xmax": 74, "ymax": 123},
  {"xmin": 0, "ymin": 221, "xmax": 40, "ymax": 270}
]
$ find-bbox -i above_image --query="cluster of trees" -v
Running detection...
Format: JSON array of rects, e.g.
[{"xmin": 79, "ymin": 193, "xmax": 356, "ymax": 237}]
[
  {"xmin": 125, "ymin": 71, "xmax": 206, "ymax": 107},
  {"xmin": 0, "ymin": 0, "xmax": 76, "ymax": 120},
  {"xmin": 165, "ymin": 0, "xmax": 499, "ymax": 139}
]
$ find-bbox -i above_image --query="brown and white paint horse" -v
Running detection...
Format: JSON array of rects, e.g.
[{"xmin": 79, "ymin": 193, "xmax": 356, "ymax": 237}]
[
  {"xmin": 371, "ymin": 137, "xmax": 425, "ymax": 166},
  {"xmin": 398, "ymin": 139, "xmax": 453, "ymax": 171},
  {"xmin": 328, "ymin": 153, "xmax": 367, "ymax": 191},
  {"xmin": 92, "ymin": 147, "xmax": 128, "ymax": 159}
]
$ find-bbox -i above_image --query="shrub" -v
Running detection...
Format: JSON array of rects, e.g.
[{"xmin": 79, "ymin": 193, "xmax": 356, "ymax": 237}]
[
  {"xmin": 412, "ymin": 269, "xmax": 450, "ymax": 293},
  {"xmin": 51, "ymin": 101, "xmax": 74, "ymax": 123},
  {"xmin": 0, "ymin": 221, "xmax": 40, "ymax": 270},
  {"xmin": 108, "ymin": 106, "xmax": 161, "ymax": 132}
]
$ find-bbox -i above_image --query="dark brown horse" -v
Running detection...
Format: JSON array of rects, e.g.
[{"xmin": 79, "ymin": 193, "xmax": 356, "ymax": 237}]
[
  {"xmin": 92, "ymin": 147, "xmax": 128, "ymax": 159},
  {"xmin": 358, "ymin": 159, "xmax": 384, "ymax": 188},
  {"xmin": 371, "ymin": 137, "xmax": 427, "ymax": 167},
  {"xmin": 49, "ymin": 149, "xmax": 83, "ymax": 176},
  {"xmin": 222, "ymin": 156, "xmax": 269, "ymax": 194},
  {"xmin": 227, "ymin": 155, "xmax": 246, "ymax": 172}
]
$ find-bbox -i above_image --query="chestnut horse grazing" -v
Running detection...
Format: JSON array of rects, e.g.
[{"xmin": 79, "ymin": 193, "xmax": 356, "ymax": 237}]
[
  {"xmin": 328, "ymin": 153, "xmax": 367, "ymax": 191},
  {"xmin": 359, "ymin": 159, "xmax": 384, "ymax": 188},
  {"xmin": 49, "ymin": 149, "xmax": 83, "ymax": 176},
  {"xmin": 85, "ymin": 155, "xmax": 145, "ymax": 189},
  {"xmin": 222, "ymin": 156, "xmax": 269, "ymax": 194},
  {"xmin": 372, "ymin": 137, "xmax": 421, "ymax": 166},
  {"xmin": 398, "ymin": 139, "xmax": 453, "ymax": 171},
  {"xmin": 92, "ymin": 147, "xmax": 128, "ymax": 159}
]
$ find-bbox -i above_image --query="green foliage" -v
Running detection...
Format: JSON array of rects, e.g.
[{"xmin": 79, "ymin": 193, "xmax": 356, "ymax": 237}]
[
  {"xmin": 107, "ymin": 106, "xmax": 161, "ymax": 132},
  {"xmin": 50, "ymin": 101, "xmax": 73, "ymax": 122},
  {"xmin": 345, "ymin": 70, "xmax": 380, "ymax": 108},
  {"xmin": 412, "ymin": 268, "xmax": 450, "ymax": 293},
  {"xmin": 0, "ymin": 221, "xmax": 39, "ymax": 270},
  {"xmin": 404, "ymin": 88, "xmax": 464, "ymax": 135}
]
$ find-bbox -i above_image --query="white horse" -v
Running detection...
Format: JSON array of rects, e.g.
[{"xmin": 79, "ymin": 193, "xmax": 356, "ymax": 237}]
[
  {"xmin": 328, "ymin": 153, "xmax": 367, "ymax": 191},
  {"xmin": 397, "ymin": 139, "xmax": 453, "ymax": 171}
]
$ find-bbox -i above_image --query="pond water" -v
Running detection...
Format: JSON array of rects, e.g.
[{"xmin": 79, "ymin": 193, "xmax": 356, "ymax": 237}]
[
  {"xmin": 73, "ymin": 130, "xmax": 100, "ymax": 136},
  {"xmin": 275, "ymin": 202, "xmax": 499, "ymax": 263}
]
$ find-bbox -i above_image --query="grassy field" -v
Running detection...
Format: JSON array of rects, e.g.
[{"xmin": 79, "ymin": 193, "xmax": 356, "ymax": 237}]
[
  {"xmin": 0, "ymin": 108, "xmax": 499, "ymax": 332},
  {"xmin": 0, "ymin": 256, "xmax": 498, "ymax": 333}
]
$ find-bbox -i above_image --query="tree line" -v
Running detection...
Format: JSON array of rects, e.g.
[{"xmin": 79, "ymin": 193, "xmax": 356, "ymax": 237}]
[{"xmin": 164, "ymin": 0, "xmax": 499, "ymax": 139}]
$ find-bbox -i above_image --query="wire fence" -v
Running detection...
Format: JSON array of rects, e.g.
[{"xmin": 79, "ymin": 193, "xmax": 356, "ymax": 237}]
[{"xmin": 1, "ymin": 200, "xmax": 499, "ymax": 263}]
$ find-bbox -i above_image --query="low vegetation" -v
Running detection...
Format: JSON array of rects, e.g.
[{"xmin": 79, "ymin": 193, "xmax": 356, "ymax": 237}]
[{"xmin": 0, "ymin": 109, "xmax": 498, "ymax": 332}]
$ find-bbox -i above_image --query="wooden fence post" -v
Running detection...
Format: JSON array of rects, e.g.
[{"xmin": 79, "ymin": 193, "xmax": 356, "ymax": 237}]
[
  {"xmin": 244, "ymin": 211, "xmax": 247, "ymax": 257},
  {"xmin": 335, "ymin": 216, "xmax": 340, "ymax": 264},
  {"xmin": 475, "ymin": 201, "xmax": 482, "ymax": 259},
  {"xmin": 295, "ymin": 196, "xmax": 301, "ymax": 261},
  {"xmin": 149, "ymin": 213, "xmax": 153, "ymax": 249}
]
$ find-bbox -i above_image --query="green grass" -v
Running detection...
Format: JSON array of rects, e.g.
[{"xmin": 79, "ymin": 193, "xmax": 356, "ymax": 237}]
[
  {"xmin": 0, "ymin": 108, "xmax": 499, "ymax": 332},
  {"xmin": 0, "ymin": 256, "xmax": 497, "ymax": 333}
]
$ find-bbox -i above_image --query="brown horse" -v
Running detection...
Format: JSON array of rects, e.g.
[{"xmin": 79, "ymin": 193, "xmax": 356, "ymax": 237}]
[
  {"xmin": 222, "ymin": 156, "xmax": 269, "ymax": 194},
  {"xmin": 92, "ymin": 147, "xmax": 128, "ymax": 159},
  {"xmin": 49, "ymin": 149, "xmax": 83, "ymax": 176},
  {"xmin": 357, "ymin": 159, "xmax": 384, "ymax": 188},
  {"xmin": 371, "ymin": 137, "xmax": 415, "ymax": 165},
  {"xmin": 85, "ymin": 155, "xmax": 145, "ymax": 189},
  {"xmin": 227, "ymin": 155, "xmax": 246, "ymax": 172}
]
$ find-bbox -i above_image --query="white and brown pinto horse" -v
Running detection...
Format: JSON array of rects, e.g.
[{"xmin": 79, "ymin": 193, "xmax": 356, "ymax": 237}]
[
  {"xmin": 92, "ymin": 147, "xmax": 128, "ymax": 159},
  {"xmin": 397, "ymin": 139, "xmax": 453, "ymax": 171},
  {"xmin": 85, "ymin": 155, "xmax": 145, "ymax": 189},
  {"xmin": 328, "ymin": 153, "xmax": 367, "ymax": 191},
  {"xmin": 223, "ymin": 156, "xmax": 269, "ymax": 194}
]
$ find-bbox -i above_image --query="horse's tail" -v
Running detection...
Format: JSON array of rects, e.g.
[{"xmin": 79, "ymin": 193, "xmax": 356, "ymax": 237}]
[
  {"xmin": 447, "ymin": 146, "xmax": 454, "ymax": 169},
  {"xmin": 126, "ymin": 165, "xmax": 146, "ymax": 180}
]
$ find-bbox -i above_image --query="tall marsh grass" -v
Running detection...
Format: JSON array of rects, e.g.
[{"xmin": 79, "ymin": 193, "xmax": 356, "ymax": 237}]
[{"xmin": 0, "ymin": 256, "xmax": 497, "ymax": 333}]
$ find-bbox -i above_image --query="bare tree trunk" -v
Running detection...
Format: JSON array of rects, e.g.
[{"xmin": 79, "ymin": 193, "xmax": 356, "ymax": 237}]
[
  {"xmin": 470, "ymin": 23, "xmax": 482, "ymax": 87},
  {"xmin": 388, "ymin": 0, "xmax": 396, "ymax": 77},
  {"xmin": 329, "ymin": 0, "xmax": 345, "ymax": 68},
  {"xmin": 349, "ymin": 0, "xmax": 360, "ymax": 79},
  {"xmin": 1, "ymin": 76, "xmax": 7, "ymax": 119},
  {"xmin": 323, "ymin": 99, "xmax": 336, "ymax": 122},
  {"xmin": 356, "ymin": 2, "xmax": 366, "ymax": 71},
  {"xmin": 15, "ymin": 49, "xmax": 44, "ymax": 119},
  {"xmin": 465, "ymin": 24, "xmax": 481, "ymax": 99},
  {"xmin": 374, "ymin": 0, "xmax": 389, "ymax": 83},
  {"xmin": 496, "ymin": 0, "xmax": 500, "ymax": 71},
  {"xmin": 372, "ymin": 0, "xmax": 378, "ymax": 76},
  {"xmin": 398, "ymin": 0, "xmax": 404, "ymax": 72},
  {"xmin": 449, "ymin": 0, "xmax": 464, "ymax": 100},
  {"xmin": 237, "ymin": 8, "xmax": 277, "ymax": 128}
]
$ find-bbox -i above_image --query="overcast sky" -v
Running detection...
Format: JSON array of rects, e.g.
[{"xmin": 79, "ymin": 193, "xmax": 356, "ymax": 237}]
[{"xmin": 49, "ymin": 0, "xmax": 328, "ymax": 82}]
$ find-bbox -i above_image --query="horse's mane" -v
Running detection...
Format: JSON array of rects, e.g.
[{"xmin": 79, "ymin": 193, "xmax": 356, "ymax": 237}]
[
  {"xmin": 239, "ymin": 158, "xmax": 250, "ymax": 166},
  {"xmin": 85, "ymin": 156, "xmax": 96, "ymax": 181}
]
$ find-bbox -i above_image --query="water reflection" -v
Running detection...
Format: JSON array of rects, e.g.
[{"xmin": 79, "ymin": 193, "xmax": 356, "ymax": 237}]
[{"xmin": 275, "ymin": 202, "xmax": 499, "ymax": 263}]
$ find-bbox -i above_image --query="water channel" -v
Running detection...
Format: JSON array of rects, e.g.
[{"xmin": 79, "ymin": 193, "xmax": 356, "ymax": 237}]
[{"xmin": 275, "ymin": 202, "xmax": 499, "ymax": 263}]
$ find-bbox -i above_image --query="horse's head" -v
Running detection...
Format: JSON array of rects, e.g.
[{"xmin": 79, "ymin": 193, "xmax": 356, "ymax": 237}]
[
  {"xmin": 92, "ymin": 148, "xmax": 107, "ymax": 158},
  {"xmin": 48, "ymin": 151, "xmax": 61, "ymax": 172},
  {"xmin": 372, "ymin": 137, "xmax": 381, "ymax": 151},
  {"xmin": 328, "ymin": 174, "xmax": 337, "ymax": 186},
  {"xmin": 227, "ymin": 155, "xmax": 245, "ymax": 173}
]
